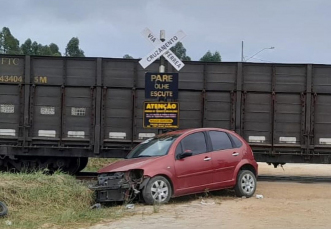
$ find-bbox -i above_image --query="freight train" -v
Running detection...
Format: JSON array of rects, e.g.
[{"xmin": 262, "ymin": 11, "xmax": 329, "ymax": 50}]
[{"xmin": 1, "ymin": 54, "xmax": 331, "ymax": 173}]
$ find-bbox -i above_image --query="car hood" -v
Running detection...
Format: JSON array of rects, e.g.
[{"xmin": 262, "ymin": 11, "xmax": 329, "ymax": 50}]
[{"xmin": 98, "ymin": 157, "xmax": 162, "ymax": 173}]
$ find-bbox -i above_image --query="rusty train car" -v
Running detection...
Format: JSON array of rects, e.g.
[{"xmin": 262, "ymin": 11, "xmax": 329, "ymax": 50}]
[{"xmin": 1, "ymin": 54, "xmax": 331, "ymax": 173}]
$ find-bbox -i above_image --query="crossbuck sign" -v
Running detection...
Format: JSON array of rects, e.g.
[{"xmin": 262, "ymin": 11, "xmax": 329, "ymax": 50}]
[{"xmin": 139, "ymin": 28, "xmax": 186, "ymax": 71}]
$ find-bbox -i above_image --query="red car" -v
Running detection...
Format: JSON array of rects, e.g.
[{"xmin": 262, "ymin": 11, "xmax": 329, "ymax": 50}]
[{"xmin": 91, "ymin": 128, "xmax": 258, "ymax": 204}]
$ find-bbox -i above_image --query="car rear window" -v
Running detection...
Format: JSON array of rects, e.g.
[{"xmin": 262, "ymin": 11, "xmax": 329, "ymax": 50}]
[
  {"xmin": 229, "ymin": 134, "xmax": 243, "ymax": 148},
  {"xmin": 181, "ymin": 132, "xmax": 207, "ymax": 155},
  {"xmin": 209, "ymin": 131, "xmax": 233, "ymax": 151}
]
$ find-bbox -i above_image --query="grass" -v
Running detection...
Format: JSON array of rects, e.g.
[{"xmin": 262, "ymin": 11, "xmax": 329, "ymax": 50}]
[
  {"xmin": 0, "ymin": 163, "xmax": 235, "ymax": 229},
  {"xmin": 83, "ymin": 158, "xmax": 121, "ymax": 172},
  {"xmin": 0, "ymin": 171, "xmax": 129, "ymax": 229}
]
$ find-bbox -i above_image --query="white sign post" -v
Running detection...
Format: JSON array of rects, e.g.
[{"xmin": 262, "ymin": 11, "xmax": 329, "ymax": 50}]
[{"xmin": 139, "ymin": 28, "xmax": 186, "ymax": 71}]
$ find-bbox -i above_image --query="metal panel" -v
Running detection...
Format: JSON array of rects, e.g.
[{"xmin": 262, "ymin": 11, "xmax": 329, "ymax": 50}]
[
  {"xmin": 243, "ymin": 64, "xmax": 272, "ymax": 92},
  {"xmin": 274, "ymin": 94, "xmax": 303, "ymax": 145},
  {"xmin": 134, "ymin": 90, "xmax": 158, "ymax": 139},
  {"xmin": 177, "ymin": 64, "xmax": 204, "ymax": 90},
  {"xmin": 31, "ymin": 58, "xmax": 64, "ymax": 85},
  {"xmin": 313, "ymin": 95, "xmax": 331, "ymax": 145},
  {"xmin": 103, "ymin": 59, "xmax": 135, "ymax": 87},
  {"xmin": 204, "ymin": 92, "xmax": 232, "ymax": 129},
  {"xmin": 66, "ymin": 59, "xmax": 96, "ymax": 86},
  {"xmin": 178, "ymin": 91, "xmax": 202, "ymax": 129},
  {"xmin": 243, "ymin": 93, "xmax": 272, "ymax": 144},
  {"xmin": 0, "ymin": 56, "xmax": 24, "ymax": 78},
  {"xmin": 63, "ymin": 88, "xmax": 93, "ymax": 139},
  {"xmin": 0, "ymin": 56, "xmax": 24, "ymax": 139},
  {"xmin": 274, "ymin": 65, "xmax": 306, "ymax": 92},
  {"xmin": 31, "ymin": 86, "xmax": 61, "ymax": 138},
  {"xmin": 312, "ymin": 65, "xmax": 331, "ymax": 93},
  {"xmin": 0, "ymin": 85, "xmax": 20, "ymax": 138},
  {"xmin": 205, "ymin": 64, "xmax": 237, "ymax": 91},
  {"xmin": 104, "ymin": 89, "xmax": 133, "ymax": 141}
]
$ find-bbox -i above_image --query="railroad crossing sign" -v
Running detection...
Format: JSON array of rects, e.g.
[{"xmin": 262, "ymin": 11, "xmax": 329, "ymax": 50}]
[{"xmin": 139, "ymin": 28, "xmax": 186, "ymax": 71}]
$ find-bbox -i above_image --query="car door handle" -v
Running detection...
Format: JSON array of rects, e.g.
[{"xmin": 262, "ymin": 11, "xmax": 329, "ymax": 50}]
[
  {"xmin": 232, "ymin": 152, "xmax": 239, "ymax": 156},
  {"xmin": 204, "ymin": 157, "xmax": 211, "ymax": 161}
]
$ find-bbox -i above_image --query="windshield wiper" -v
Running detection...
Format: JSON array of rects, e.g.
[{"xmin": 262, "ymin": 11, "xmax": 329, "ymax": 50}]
[{"xmin": 134, "ymin": 155, "xmax": 152, "ymax": 158}]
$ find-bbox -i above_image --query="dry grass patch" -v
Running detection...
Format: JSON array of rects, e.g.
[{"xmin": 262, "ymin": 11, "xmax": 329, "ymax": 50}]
[
  {"xmin": 0, "ymin": 171, "xmax": 129, "ymax": 229},
  {"xmin": 84, "ymin": 158, "xmax": 121, "ymax": 172}
]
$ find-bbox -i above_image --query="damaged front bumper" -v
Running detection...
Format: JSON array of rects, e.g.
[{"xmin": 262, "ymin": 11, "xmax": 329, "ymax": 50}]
[{"xmin": 89, "ymin": 170, "xmax": 148, "ymax": 202}]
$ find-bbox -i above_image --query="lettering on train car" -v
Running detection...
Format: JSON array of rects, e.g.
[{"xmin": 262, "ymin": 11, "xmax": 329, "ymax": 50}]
[
  {"xmin": 34, "ymin": 76, "xmax": 48, "ymax": 84},
  {"xmin": 0, "ymin": 75, "xmax": 23, "ymax": 83},
  {"xmin": 1, "ymin": 58, "xmax": 19, "ymax": 65}
]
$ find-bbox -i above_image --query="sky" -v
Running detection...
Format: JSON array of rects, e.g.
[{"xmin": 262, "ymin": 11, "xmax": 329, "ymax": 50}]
[{"xmin": 1, "ymin": 0, "xmax": 331, "ymax": 64}]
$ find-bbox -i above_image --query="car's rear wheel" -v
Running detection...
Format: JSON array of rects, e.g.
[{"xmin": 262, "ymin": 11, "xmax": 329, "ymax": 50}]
[
  {"xmin": 0, "ymin": 201, "xmax": 8, "ymax": 216},
  {"xmin": 234, "ymin": 170, "xmax": 256, "ymax": 197},
  {"xmin": 142, "ymin": 176, "xmax": 172, "ymax": 205}
]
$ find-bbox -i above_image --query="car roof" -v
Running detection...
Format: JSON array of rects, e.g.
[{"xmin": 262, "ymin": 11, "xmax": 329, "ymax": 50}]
[{"xmin": 159, "ymin": 128, "xmax": 232, "ymax": 136}]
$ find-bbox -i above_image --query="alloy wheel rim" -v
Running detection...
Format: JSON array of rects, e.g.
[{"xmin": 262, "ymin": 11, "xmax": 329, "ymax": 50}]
[
  {"xmin": 241, "ymin": 173, "xmax": 255, "ymax": 195},
  {"xmin": 151, "ymin": 180, "xmax": 169, "ymax": 203}
]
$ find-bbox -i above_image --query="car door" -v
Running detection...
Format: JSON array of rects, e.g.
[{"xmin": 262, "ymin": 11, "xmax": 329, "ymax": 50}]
[
  {"xmin": 208, "ymin": 131, "xmax": 243, "ymax": 186},
  {"xmin": 174, "ymin": 132, "xmax": 213, "ymax": 194}
]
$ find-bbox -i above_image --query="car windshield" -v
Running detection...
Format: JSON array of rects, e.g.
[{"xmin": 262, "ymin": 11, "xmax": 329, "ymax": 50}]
[{"xmin": 126, "ymin": 135, "xmax": 180, "ymax": 159}]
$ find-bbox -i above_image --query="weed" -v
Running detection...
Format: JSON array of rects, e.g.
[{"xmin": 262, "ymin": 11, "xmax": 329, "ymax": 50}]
[
  {"xmin": 83, "ymin": 158, "xmax": 121, "ymax": 172},
  {"xmin": 0, "ymin": 171, "xmax": 127, "ymax": 229},
  {"xmin": 153, "ymin": 202, "xmax": 161, "ymax": 213}
]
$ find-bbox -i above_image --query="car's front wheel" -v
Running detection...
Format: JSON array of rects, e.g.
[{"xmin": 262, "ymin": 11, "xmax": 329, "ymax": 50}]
[
  {"xmin": 142, "ymin": 176, "xmax": 172, "ymax": 205},
  {"xmin": 234, "ymin": 170, "xmax": 256, "ymax": 197}
]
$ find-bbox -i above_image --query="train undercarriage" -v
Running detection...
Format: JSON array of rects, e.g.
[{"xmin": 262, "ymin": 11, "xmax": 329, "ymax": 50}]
[{"xmin": 0, "ymin": 156, "xmax": 88, "ymax": 174}]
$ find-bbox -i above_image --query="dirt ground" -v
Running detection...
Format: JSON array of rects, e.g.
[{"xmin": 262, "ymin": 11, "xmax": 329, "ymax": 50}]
[{"xmin": 88, "ymin": 163, "xmax": 331, "ymax": 229}]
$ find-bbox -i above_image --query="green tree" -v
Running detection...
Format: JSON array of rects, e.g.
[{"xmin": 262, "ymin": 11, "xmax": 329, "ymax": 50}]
[
  {"xmin": 65, "ymin": 37, "xmax": 85, "ymax": 57},
  {"xmin": 21, "ymin": 38, "xmax": 33, "ymax": 55},
  {"xmin": 31, "ymin": 41, "xmax": 40, "ymax": 55},
  {"xmin": 200, "ymin": 50, "xmax": 221, "ymax": 62},
  {"xmin": 0, "ymin": 27, "xmax": 20, "ymax": 54},
  {"xmin": 123, "ymin": 54, "xmax": 133, "ymax": 59},
  {"xmin": 170, "ymin": 42, "xmax": 191, "ymax": 61},
  {"xmin": 0, "ymin": 32, "xmax": 3, "ymax": 54},
  {"xmin": 22, "ymin": 40, "xmax": 61, "ymax": 56},
  {"xmin": 39, "ymin": 45, "xmax": 52, "ymax": 56},
  {"xmin": 49, "ymin": 43, "xmax": 61, "ymax": 56}
]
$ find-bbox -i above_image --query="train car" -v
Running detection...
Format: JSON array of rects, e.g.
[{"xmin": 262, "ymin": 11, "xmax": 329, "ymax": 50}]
[{"xmin": 1, "ymin": 54, "xmax": 331, "ymax": 173}]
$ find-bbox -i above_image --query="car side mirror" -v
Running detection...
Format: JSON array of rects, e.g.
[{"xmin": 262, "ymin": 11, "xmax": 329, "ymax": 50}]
[{"xmin": 178, "ymin": 150, "xmax": 193, "ymax": 159}]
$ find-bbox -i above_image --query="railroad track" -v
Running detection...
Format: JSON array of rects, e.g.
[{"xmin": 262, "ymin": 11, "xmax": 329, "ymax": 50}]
[
  {"xmin": 75, "ymin": 172, "xmax": 331, "ymax": 183},
  {"xmin": 258, "ymin": 175, "xmax": 331, "ymax": 183},
  {"xmin": 75, "ymin": 172, "xmax": 98, "ymax": 180}
]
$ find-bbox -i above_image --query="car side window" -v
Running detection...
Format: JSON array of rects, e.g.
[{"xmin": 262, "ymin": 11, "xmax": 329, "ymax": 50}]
[
  {"xmin": 209, "ymin": 131, "xmax": 233, "ymax": 151},
  {"xmin": 229, "ymin": 134, "xmax": 243, "ymax": 148},
  {"xmin": 175, "ymin": 142, "xmax": 183, "ymax": 156},
  {"xmin": 180, "ymin": 132, "xmax": 207, "ymax": 155}
]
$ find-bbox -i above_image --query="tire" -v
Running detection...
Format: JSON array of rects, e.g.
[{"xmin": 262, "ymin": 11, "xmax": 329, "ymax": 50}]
[
  {"xmin": 142, "ymin": 176, "xmax": 172, "ymax": 205},
  {"xmin": 0, "ymin": 201, "xmax": 8, "ymax": 217},
  {"xmin": 77, "ymin": 157, "xmax": 89, "ymax": 172},
  {"xmin": 234, "ymin": 170, "xmax": 256, "ymax": 198}
]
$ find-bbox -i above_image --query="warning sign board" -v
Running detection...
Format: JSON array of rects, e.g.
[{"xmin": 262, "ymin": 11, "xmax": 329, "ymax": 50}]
[
  {"xmin": 143, "ymin": 102, "xmax": 179, "ymax": 129},
  {"xmin": 145, "ymin": 72, "xmax": 178, "ymax": 99}
]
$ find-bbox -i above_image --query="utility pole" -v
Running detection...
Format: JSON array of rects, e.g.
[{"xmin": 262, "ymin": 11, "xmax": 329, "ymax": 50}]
[
  {"xmin": 241, "ymin": 41, "xmax": 244, "ymax": 62},
  {"xmin": 159, "ymin": 30, "xmax": 166, "ymax": 135},
  {"xmin": 159, "ymin": 30, "xmax": 166, "ymax": 73}
]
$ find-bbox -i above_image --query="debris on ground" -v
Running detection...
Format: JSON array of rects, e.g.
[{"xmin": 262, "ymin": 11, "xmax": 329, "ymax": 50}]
[
  {"xmin": 90, "ymin": 203, "xmax": 102, "ymax": 209},
  {"xmin": 125, "ymin": 204, "xmax": 135, "ymax": 209},
  {"xmin": 256, "ymin": 194, "xmax": 264, "ymax": 199},
  {"xmin": 200, "ymin": 199, "xmax": 215, "ymax": 205}
]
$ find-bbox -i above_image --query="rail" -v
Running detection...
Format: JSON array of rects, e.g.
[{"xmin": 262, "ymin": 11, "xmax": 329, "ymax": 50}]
[{"xmin": 76, "ymin": 172, "xmax": 331, "ymax": 184}]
